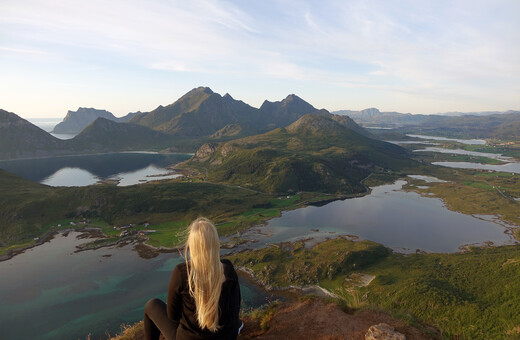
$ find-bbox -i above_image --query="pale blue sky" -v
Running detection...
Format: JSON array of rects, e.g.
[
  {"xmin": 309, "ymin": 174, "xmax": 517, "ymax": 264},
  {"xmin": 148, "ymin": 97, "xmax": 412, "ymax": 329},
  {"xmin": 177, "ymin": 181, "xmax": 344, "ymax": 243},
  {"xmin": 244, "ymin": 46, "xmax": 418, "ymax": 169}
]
[{"xmin": 1, "ymin": 0, "xmax": 519, "ymax": 118}]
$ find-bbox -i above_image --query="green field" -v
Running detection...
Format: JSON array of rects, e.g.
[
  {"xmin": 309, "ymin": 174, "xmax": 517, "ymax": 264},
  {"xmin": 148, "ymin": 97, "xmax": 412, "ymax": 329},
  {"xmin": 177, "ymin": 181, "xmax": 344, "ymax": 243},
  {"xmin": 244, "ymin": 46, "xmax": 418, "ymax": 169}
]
[
  {"xmin": 227, "ymin": 238, "xmax": 520, "ymax": 339},
  {"xmin": 0, "ymin": 170, "xmax": 337, "ymax": 253}
]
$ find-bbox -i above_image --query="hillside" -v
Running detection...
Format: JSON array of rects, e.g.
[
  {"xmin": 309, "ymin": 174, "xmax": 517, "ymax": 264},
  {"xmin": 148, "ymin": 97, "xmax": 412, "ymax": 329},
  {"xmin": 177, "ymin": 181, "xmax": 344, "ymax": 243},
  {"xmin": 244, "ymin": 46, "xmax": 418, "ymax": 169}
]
[
  {"xmin": 0, "ymin": 109, "xmax": 70, "ymax": 160},
  {"xmin": 69, "ymin": 118, "xmax": 174, "ymax": 152},
  {"xmin": 0, "ymin": 168, "xmax": 275, "ymax": 248},
  {"xmin": 52, "ymin": 107, "xmax": 138, "ymax": 134},
  {"xmin": 110, "ymin": 298, "xmax": 435, "ymax": 340},
  {"xmin": 182, "ymin": 114, "xmax": 414, "ymax": 194}
]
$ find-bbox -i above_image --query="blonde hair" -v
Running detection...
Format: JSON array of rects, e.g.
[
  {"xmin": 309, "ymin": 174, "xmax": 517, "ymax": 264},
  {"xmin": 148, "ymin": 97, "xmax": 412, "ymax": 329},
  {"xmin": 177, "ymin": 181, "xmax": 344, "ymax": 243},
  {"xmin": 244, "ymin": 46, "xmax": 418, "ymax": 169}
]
[{"xmin": 184, "ymin": 217, "xmax": 224, "ymax": 332}]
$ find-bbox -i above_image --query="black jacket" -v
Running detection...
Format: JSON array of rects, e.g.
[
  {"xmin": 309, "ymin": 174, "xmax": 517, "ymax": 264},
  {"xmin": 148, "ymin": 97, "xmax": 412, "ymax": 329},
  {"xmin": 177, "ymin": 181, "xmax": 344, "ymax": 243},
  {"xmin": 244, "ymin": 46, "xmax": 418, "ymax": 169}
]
[{"xmin": 167, "ymin": 259, "xmax": 241, "ymax": 340}]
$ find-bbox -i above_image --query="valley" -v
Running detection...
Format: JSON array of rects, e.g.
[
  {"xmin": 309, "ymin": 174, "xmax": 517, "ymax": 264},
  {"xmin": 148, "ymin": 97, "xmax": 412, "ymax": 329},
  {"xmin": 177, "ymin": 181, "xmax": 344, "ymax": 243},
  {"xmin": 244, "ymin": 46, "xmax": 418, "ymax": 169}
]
[{"xmin": 1, "ymin": 89, "xmax": 520, "ymax": 340}]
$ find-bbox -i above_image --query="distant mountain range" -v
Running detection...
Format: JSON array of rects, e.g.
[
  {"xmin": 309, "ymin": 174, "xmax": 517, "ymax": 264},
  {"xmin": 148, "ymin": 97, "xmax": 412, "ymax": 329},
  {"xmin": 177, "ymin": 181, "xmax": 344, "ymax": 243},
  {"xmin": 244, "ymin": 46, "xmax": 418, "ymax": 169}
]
[
  {"xmin": 52, "ymin": 107, "xmax": 139, "ymax": 134},
  {"xmin": 333, "ymin": 108, "xmax": 520, "ymax": 139}
]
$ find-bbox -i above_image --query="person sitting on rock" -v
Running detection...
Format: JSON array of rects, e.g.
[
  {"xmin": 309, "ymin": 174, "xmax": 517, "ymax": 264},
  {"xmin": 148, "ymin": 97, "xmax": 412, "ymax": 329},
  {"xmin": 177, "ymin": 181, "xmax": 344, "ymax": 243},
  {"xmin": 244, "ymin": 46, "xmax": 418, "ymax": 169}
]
[{"xmin": 143, "ymin": 217, "xmax": 242, "ymax": 340}]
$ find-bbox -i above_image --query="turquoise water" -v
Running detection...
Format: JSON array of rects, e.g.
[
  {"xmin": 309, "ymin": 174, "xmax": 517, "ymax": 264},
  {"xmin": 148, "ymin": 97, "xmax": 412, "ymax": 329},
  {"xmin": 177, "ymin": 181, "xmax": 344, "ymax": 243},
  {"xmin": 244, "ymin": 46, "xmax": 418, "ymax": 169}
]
[{"xmin": 0, "ymin": 233, "xmax": 274, "ymax": 340}]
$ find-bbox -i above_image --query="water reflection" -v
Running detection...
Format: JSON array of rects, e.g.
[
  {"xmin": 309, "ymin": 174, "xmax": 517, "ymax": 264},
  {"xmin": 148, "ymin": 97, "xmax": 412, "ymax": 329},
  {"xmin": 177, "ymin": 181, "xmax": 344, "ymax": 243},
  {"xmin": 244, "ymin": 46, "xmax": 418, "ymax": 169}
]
[{"xmin": 0, "ymin": 152, "xmax": 191, "ymax": 186}]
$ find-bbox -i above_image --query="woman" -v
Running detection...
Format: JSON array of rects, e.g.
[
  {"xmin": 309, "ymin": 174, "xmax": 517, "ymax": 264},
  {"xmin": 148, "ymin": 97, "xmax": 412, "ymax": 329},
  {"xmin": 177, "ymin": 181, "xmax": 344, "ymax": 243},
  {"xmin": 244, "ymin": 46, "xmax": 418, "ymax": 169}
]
[{"xmin": 143, "ymin": 217, "xmax": 242, "ymax": 340}]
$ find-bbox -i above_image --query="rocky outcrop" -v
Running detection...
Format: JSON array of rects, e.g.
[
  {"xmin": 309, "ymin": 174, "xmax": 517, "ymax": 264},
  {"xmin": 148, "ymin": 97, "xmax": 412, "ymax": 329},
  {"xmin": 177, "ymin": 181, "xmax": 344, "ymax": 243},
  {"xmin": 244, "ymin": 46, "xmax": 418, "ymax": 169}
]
[
  {"xmin": 194, "ymin": 143, "xmax": 218, "ymax": 160},
  {"xmin": 366, "ymin": 323, "xmax": 406, "ymax": 340},
  {"xmin": 53, "ymin": 108, "xmax": 117, "ymax": 134}
]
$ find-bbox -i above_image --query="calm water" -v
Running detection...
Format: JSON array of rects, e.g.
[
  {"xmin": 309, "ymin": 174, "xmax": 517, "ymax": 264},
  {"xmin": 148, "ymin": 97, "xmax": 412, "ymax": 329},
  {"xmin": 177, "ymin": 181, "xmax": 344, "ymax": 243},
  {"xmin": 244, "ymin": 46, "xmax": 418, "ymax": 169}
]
[
  {"xmin": 238, "ymin": 181, "xmax": 516, "ymax": 253},
  {"xmin": 0, "ymin": 233, "xmax": 275, "ymax": 340},
  {"xmin": 415, "ymin": 147, "xmax": 512, "ymax": 161},
  {"xmin": 432, "ymin": 161, "xmax": 520, "ymax": 174},
  {"xmin": 0, "ymin": 153, "xmax": 191, "ymax": 186},
  {"xmin": 407, "ymin": 134, "xmax": 487, "ymax": 145}
]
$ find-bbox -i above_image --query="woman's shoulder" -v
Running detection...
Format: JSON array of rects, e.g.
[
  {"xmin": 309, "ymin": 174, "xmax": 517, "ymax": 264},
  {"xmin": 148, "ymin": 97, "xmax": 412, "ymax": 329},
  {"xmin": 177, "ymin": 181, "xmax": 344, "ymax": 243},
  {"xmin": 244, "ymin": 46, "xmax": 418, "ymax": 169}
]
[
  {"xmin": 173, "ymin": 262, "xmax": 188, "ymax": 278},
  {"xmin": 221, "ymin": 259, "xmax": 238, "ymax": 280}
]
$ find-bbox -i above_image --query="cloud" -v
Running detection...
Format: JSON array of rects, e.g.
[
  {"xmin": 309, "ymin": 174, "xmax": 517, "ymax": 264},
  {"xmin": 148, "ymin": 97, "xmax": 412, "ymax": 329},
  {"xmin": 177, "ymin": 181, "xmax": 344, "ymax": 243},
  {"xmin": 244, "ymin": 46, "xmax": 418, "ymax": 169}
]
[{"xmin": 1, "ymin": 0, "xmax": 519, "ymax": 114}]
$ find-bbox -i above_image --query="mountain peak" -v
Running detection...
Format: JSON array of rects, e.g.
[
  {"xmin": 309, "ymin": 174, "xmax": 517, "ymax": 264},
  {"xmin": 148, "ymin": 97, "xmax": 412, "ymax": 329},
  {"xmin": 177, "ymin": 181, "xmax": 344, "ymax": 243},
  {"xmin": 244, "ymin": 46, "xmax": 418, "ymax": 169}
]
[
  {"xmin": 188, "ymin": 86, "xmax": 214, "ymax": 95},
  {"xmin": 53, "ymin": 108, "xmax": 117, "ymax": 134},
  {"xmin": 286, "ymin": 114, "xmax": 343, "ymax": 135}
]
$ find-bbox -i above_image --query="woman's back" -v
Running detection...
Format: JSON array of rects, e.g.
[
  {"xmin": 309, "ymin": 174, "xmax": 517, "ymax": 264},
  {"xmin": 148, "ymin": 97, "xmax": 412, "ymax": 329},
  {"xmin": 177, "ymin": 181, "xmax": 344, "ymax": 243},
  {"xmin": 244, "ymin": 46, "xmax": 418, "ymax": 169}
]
[
  {"xmin": 143, "ymin": 218, "xmax": 241, "ymax": 340},
  {"xmin": 167, "ymin": 259, "xmax": 241, "ymax": 340}
]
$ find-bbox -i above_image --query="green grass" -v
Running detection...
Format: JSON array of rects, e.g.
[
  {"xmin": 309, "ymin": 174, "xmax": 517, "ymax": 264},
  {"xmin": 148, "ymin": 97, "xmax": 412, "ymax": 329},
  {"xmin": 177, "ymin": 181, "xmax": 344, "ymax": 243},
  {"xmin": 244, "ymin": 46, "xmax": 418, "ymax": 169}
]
[
  {"xmin": 0, "ymin": 170, "xmax": 334, "ymax": 251},
  {"xmin": 462, "ymin": 180, "xmax": 494, "ymax": 191},
  {"xmin": 227, "ymin": 238, "xmax": 520, "ymax": 339},
  {"xmin": 144, "ymin": 220, "xmax": 188, "ymax": 247}
]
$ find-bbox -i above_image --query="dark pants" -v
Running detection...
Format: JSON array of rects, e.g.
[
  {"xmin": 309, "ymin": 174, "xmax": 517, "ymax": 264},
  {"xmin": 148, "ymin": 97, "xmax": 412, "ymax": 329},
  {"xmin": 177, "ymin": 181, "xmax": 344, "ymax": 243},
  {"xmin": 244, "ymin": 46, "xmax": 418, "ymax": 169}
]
[{"xmin": 144, "ymin": 298, "xmax": 179, "ymax": 340}]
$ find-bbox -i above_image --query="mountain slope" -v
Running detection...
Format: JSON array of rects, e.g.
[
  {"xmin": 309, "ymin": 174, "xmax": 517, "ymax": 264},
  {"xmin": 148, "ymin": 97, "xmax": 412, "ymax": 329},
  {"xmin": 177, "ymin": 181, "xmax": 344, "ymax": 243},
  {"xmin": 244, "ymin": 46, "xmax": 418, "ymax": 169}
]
[
  {"xmin": 0, "ymin": 109, "xmax": 70, "ymax": 160},
  {"xmin": 70, "ymin": 118, "xmax": 174, "ymax": 151},
  {"xmin": 182, "ymin": 114, "xmax": 413, "ymax": 194},
  {"xmin": 260, "ymin": 94, "xmax": 318, "ymax": 128}
]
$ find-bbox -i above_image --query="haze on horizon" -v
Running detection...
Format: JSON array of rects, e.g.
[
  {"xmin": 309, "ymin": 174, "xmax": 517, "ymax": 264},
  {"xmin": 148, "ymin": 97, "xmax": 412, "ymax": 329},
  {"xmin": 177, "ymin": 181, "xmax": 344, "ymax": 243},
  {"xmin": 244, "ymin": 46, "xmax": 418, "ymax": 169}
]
[{"xmin": 1, "ymin": 0, "xmax": 519, "ymax": 119}]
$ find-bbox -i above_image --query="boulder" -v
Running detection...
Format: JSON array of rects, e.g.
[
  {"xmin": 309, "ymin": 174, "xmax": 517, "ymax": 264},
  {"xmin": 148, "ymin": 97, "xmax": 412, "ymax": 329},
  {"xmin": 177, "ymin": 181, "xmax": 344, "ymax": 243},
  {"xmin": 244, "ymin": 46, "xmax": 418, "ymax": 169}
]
[{"xmin": 365, "ymin": 323, "xmax": 406, "ymax": 340}]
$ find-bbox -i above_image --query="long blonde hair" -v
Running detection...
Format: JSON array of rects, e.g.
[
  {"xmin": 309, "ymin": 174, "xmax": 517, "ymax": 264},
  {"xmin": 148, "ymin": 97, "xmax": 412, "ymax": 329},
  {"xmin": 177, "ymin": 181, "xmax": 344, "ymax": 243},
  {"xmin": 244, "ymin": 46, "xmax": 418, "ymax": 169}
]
[{"xmin": 184, "ymin": 217, "xmax": 224, "ymax": 332}]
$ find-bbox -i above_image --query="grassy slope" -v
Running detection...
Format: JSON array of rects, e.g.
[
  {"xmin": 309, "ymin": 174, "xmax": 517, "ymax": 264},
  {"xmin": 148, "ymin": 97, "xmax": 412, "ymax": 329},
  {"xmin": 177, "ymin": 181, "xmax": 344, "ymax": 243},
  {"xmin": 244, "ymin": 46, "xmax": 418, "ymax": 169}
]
[
  {"xmin": 0, "ymin": 170, "xmax": 334, "ymax": 253},
  {"xmin": 227, "ymin": 238, "xmax": 520, "ymax": 339},
  {"xmin": 183, "ymin": 115, "xmax": 418, "ymax": 194}
]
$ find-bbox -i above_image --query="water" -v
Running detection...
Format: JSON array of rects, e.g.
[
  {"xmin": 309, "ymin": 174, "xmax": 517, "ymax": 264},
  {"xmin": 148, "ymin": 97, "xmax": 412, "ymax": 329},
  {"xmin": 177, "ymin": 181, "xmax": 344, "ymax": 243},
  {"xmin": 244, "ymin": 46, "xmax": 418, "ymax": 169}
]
[
  {"xmin": 238, "ymin": 181, "xmax": 516, "ymax": 253},
  {"xmin": 432, "ymin": 161, "xmax": 520, "ymax": 174},
  {"xmin": 0, "ymin": 233, "xmax": 275, "ymax": 340},
  {"xmin": 412, "ymin": 144, "xmax": 520, "ymax": 174},
  {"xmin": 406, "ymin": 134, "xmax": 487, "ymax": 145},
  {"xmin": 0, "ymin": 153, "xmax": 191, "ymax": 186},
  {"xmin": 415, "ymin": 147, "xmax": 512, "ymax": 161}
]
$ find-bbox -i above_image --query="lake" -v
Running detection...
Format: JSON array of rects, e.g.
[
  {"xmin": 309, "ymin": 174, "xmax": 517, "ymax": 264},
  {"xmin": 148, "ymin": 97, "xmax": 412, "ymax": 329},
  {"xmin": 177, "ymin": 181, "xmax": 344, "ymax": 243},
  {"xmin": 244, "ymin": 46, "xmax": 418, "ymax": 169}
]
[
  {"xmin": 237, "ymin": 181, "xmax": 516, "ymax": 253},
  {"xmin": 406, "ymin": 134, "xmax": 487, "ymax": 145},
  {"xmin": 1, "ymin": 180, "xmax": 517, "ymax": 339},
  {"xmin": 0, "ymin": 152, "xmax": 191, "ymax": 186},
  {"xmin": 0, "ymin": 232, "xmax": 277, "ymax": 340}
]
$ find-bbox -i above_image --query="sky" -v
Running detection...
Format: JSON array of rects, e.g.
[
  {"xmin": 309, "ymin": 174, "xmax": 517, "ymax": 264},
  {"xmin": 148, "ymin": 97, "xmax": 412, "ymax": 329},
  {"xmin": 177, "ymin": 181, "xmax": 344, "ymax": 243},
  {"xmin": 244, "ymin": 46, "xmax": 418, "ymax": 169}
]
[{"xmin": 1, "ymin": 0, "xmax": 519, "ymax": 118}]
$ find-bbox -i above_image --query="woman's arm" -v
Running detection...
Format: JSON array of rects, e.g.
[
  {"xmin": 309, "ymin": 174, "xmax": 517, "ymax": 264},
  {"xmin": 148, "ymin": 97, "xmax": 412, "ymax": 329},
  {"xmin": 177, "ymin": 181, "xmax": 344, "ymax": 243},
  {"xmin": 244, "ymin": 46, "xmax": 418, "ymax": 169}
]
[{"xmin": 167, "ymin": 264, "xmax": 183, "ymax": 321}]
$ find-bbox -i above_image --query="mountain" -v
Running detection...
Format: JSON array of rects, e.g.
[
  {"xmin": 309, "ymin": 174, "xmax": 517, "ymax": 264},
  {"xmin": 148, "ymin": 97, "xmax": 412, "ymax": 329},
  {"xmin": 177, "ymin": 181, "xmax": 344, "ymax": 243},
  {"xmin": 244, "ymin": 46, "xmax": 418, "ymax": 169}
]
[
  {"xmin": 333, "ymin": 108, "xmax": 520, "ymax": 137},
  {"xmin": 130, "ymin": 87, "xmax": 264, "ymax": 137},
  {"xmin": 130, "ymin": 87, "xmax": 324, "ymax": 139},
  {"xmin": 182, "ymin": 114, "xmax": 413, "ymax": 194},
  {"xmin": 333, "ymin": 108, "xmax": 429, "ymax": 127},
  {"xmin": 52, "ymin": 107, "xmax": 139, "ymax": 134},
  {"xmin": 70, "ymin": 118, "xmax": 174, "ymax": 151},
  {"xmin": 0, "ymin": 110, "xmax": 175, "ymax": 160},
  {"xmin": 0, "ymin": 109, "xmax": 70, "ymax": 160},
  {"xmin": 433, "ymin": 110, "xmax": 518, "ymax": 117},
  {"xmin": 409, "ymin": 111, "xmax": 520, "ymax": 139},
  {"xmin": 259, "ymin": 94, "xmax": 318, "ymax": 128}
]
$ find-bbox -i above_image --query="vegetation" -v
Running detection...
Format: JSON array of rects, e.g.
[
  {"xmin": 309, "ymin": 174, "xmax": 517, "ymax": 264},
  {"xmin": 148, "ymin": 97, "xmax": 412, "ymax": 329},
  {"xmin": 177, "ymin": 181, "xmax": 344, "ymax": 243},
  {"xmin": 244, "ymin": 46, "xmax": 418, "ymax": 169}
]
[
  {"xmin": 404, "ymin": 167, "xmax": 520, "ymax": 228},
  {"xmin": 0, "ymin": 169, "xmax": 334, "ymax": 254},
  {"xmin": 226, "ymin": 238, "xmax": 520, "ymax": 339},
  {"xmin": 182, "ymin": 114, "xmax": 419, "ymax": 194}
]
